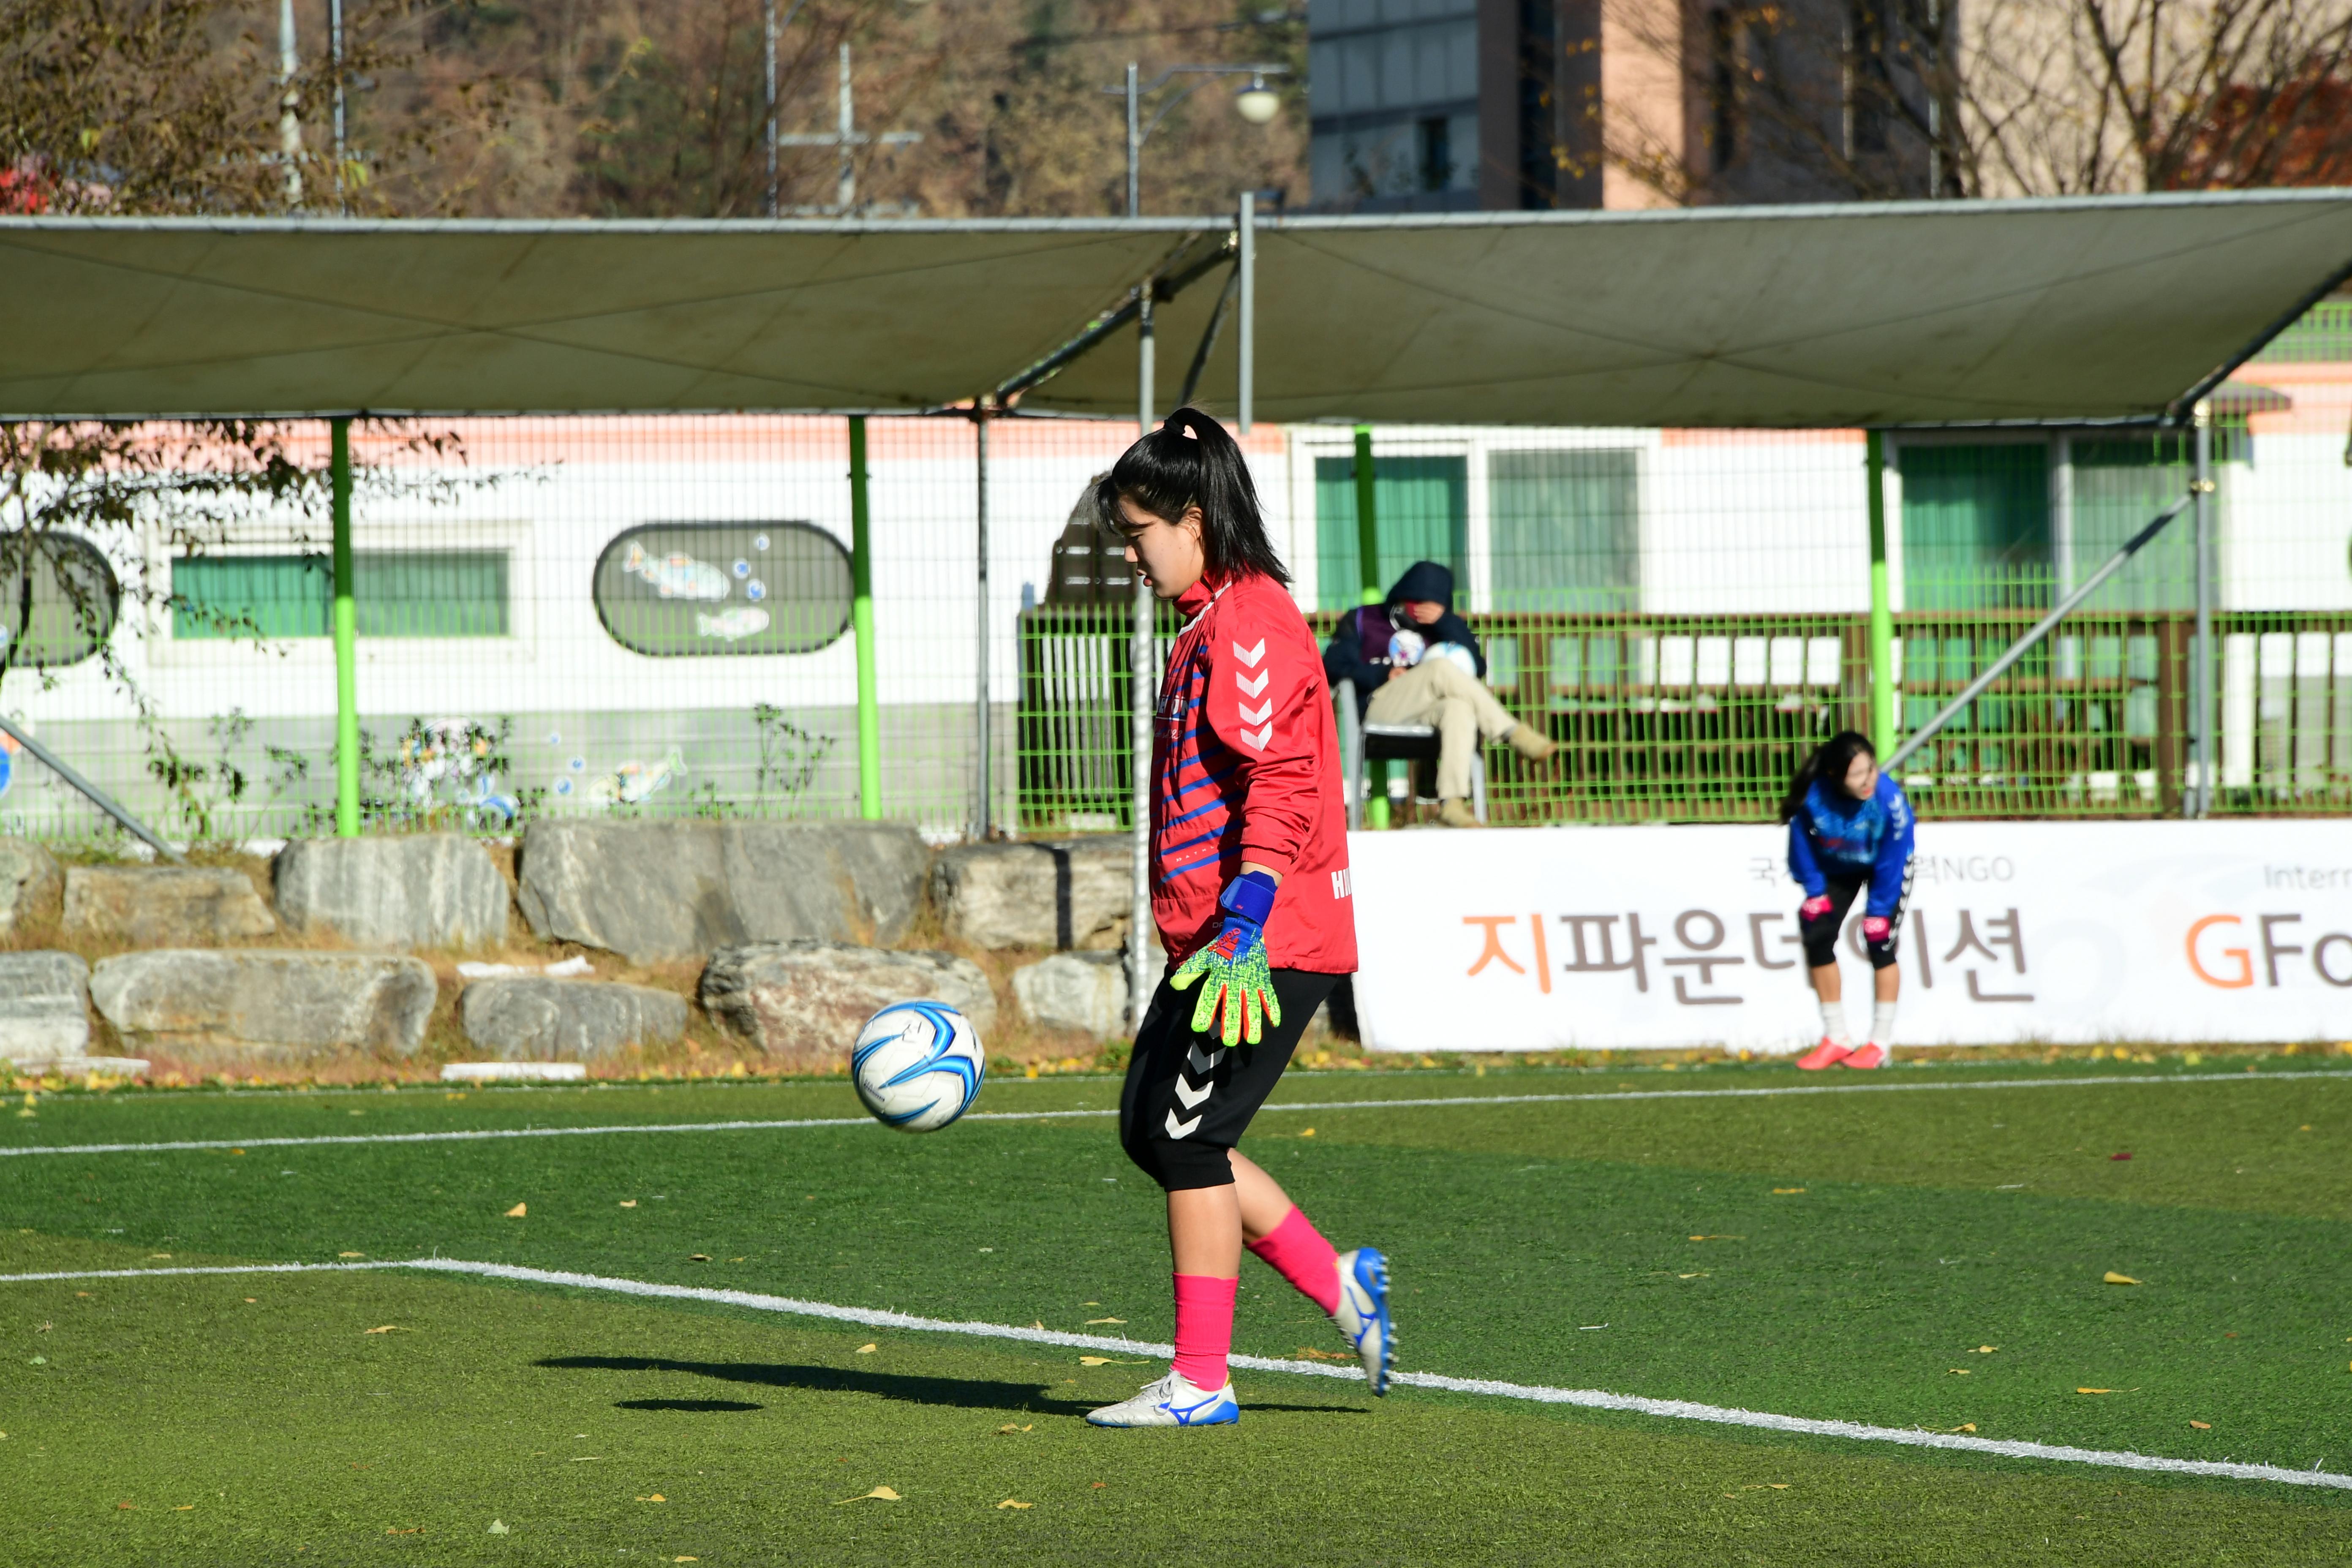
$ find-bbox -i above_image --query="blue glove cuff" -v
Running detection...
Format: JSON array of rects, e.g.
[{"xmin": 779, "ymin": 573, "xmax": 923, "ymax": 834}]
[{"xmin": 1218, "ymin": 869, "xmax": 1278, "ymax": 928}]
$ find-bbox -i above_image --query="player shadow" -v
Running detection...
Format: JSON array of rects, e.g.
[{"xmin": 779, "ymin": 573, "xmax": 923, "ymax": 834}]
[
  {"xmin": 613, "ymin": 1398, "xmax": 764, "ymax": 1413},
  {"xmin": 540, "ymin": 1356, "xmax": 1369, "ymax": 1418},
  {"xmin": 539, "ymin": 1354, "xmax": 1097, "ymax": 1415}
]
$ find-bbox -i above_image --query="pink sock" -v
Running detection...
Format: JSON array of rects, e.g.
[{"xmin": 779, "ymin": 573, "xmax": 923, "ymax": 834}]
[
  {"xmin": 1171, "ymin": 1274, "xmax": 1237, "ymax": 1390},
  {"xmin": 1246, "ymin": 1206, "xmax": 1342, "ymax": 1316}
]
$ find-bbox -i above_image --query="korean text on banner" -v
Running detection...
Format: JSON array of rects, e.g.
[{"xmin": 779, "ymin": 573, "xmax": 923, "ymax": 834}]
[{"xmin": 1347, "ymin": 822, "xmax": 2352, "ymax": 1052}]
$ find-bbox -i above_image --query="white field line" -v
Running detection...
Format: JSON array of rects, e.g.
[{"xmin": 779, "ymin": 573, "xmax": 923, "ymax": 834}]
[
  {"xmin": 1, "ymin": 1256, "xmax": 2344, "ymax": 1494},
  {"xmin": 3, "ymin": 1068, "xmax": 2348, "ymax": 1160}
]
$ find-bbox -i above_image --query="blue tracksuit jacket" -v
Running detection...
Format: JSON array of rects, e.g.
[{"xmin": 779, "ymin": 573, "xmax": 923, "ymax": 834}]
[{"xmin": 1786, "ymin": 773, "xmax": 1915, "ymax": 918}]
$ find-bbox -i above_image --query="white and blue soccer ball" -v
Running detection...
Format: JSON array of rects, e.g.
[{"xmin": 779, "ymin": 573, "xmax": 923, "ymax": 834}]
[{"xmin": 851, "ymin": 1000, "xmax": 985, "ymax": 1132}]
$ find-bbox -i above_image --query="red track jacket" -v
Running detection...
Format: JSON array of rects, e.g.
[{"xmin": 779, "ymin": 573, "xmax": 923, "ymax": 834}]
[{"xmin": 1151, "ymin": 571, "xmax": 1357, "ymax": 975}]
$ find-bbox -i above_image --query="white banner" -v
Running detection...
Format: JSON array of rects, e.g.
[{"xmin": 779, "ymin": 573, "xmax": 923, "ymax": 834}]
[{"xmin": 1347, "ymin": 821, "xmax": 2352, "ymax": 1051}]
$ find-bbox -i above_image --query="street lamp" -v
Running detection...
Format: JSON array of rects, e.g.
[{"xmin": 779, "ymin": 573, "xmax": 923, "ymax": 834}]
[{"xmin": 1106, "ymin": 62, "xmax": 1290, "ymax": 217}]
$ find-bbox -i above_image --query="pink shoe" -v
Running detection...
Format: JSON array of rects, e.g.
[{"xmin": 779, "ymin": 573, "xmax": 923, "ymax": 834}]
[
  {"xmin": 1795, "ymin": 1038, "xmax": 1852, "ymax": 1071},
  {"xmin": 1843, "ymin": 1043, "xmax": 1888, "ymax": 1070}
]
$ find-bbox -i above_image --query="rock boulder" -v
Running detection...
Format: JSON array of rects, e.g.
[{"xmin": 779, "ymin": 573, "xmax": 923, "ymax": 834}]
[
  {"xmin": 0, "ymin": 952, "xmax": 90, "ymax": 1067},
  {"xmin": 518, "ymin": 820, "xmax": 928, "ymax": 965},
  {"xmin": 931, "ymin": 836, "xmax": 1132, "ymax": 950},
  {"xmin": 1010, "ymin": 951, "xmax": 1127, "ymax": 1038},
  {"xmin": 700, "ymin": 940, "xmax": 995, "ymax": 1072},
  {"xmin": 63, "ymin": 866, "xmax": 275, "ymax": 947},
  {"xmin": 458, "ymin": 976, "xmax": 686, "ymax": 1061},
  {"xmin": 89, "ymin": 950, "xmax": 436, "ymax": 1062},
  {"xmin": 0, "ymin": 840, "xmax": 62, "ymax": 936},
  {"xmin": 274, "ymin": 835, "xmax": 509, "ymax": 950}
]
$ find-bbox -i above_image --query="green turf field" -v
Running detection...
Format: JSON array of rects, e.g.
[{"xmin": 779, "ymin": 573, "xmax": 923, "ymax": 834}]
[{"xmin": 5, "ymin": 1058, "xmax": 2351, "ymax": 1564}]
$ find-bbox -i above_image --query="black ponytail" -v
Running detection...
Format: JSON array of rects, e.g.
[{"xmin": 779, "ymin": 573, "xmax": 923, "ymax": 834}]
[
  {"xmin": 1093, "ymin": 406, "xmax": 1290, "ymax": 588},
  {"xmin": 1779, "ymin": 730, "xmax": 1876, "ymax": 821}
]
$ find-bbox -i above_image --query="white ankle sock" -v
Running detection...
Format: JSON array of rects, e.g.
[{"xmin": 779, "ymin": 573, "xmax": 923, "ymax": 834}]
[
  {"xmin": 1818, "ymin": 1001, "xmax": 1849, "ymax": 1045},
  {"xmin": 1871, "ymin": 1001, "xmax": 1897, "ymax": 1045}
]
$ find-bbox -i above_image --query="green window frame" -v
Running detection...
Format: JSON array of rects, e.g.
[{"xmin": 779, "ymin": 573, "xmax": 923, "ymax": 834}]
[
  {"xmin": 1488, "ymin": 448, "xmax": 1641, "ymax": 613},
  {"xmin": 1898, "ymin": 443, "xmax": 2053, "ymax": 613},
  {"xmin": 172, "ymin": 551, "xmax": 509, "ymax": 639},
  {"xmin": 1313, "ymin": 455, "xmax": 1468, "ymax": 610}
]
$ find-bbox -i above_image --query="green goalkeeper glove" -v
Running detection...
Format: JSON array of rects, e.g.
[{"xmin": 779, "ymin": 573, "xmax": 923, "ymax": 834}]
[{"xmin": 1169, "ymin": 870, "xmax": 1282, "ymax": 1047}]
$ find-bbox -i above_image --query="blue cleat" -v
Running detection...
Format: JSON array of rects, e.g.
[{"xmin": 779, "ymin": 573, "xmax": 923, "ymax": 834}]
[
  {"xmin": 1335, "ymin": 1247, "xmax": 1394, "ymax": 1395},
  {"xmin": 1085, "ymin": 1369, "xmax": 1241, "ymax": 1428}
]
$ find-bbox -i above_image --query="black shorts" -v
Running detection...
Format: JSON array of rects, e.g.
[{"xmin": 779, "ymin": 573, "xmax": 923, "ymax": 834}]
[
  {"xmin": 1117, "ymin": 968, "xmax": 1342, "ymax": 1192},
  {"xmin": 1799, "ymin": 858, "xmax": 1914, "ymax": 971}
]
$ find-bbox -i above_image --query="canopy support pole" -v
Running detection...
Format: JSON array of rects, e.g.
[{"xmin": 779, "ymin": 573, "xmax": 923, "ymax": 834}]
[
  {"xmin": 1885, "ymin": 491, "xmax": 2193, "ymax": 773},
  {"xmin": 849, "ymin": 415, "xmax": 881, "ymax": 819},
  {"xmin": 331, "ymin": 417, "xmax": 359, "ymax": 838},
  {"xmin": 1237, "ymin": 191, "xmax": 1255, "ymax": 433},
  {"xmin": 1865, "ymin": 431, "xmax": 1897, "ymax": 760},
  {"xmin": 2191, "ymin": 402, "xmax": 2215, "ymax": 817},
  {"xmin": 1129, "ymin": 290, "xmax": 1157, "ymax": 1030},
  {"xmin": 1353, "ymin": 424, "xmax": 1388, "ymax": 829},
  {"xmin": 973, "ymin": 412, "xmax": 991, "ymax": 843}
]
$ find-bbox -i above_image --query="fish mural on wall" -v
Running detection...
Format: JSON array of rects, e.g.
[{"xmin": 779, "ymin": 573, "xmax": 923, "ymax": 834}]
[
  {"xmin": 621, "ymin": 544, "xmax": 729, "ymax": 602},
  {"xmin": 584, "ymin": 747, "xmax": 686, "ymax": 808},
  {"xmin": 594, "ymin": 523, "xmax": 850, "ymax": 657},
  {"xmin": 694, "ymin": 607, "xmax": 770, "ymax": 642}
]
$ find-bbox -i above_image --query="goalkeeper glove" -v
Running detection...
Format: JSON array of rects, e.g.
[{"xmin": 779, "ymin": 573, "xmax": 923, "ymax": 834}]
[{"xmin": 1169, "ymin": 869, "xmax": 1282, "ymax": 1047}]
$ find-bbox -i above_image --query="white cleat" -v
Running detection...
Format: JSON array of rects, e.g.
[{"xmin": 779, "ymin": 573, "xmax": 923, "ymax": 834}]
[
  {"xmin": 1334, "ymin": 1247, "xmax": 1394, "ymax": 1395},
  {"xmin": 1084, "ymin": 1369, "xmax": 1240, "ymax": 1428}
]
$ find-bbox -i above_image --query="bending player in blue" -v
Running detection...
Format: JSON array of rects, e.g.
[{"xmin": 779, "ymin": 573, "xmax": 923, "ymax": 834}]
[{"xmin": 1782, "ymin": 730, "xmax": 1914, "ymax": 1070}]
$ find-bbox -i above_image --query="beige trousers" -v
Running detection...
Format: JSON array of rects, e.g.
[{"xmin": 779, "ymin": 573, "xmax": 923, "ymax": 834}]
[{"xmin": 1364, "ymin": 656, "xmax": 1516, "ymax": 802}]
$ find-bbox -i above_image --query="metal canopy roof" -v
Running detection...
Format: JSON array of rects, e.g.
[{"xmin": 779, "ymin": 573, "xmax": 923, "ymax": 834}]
[{"xmin": 4, "ymin": 191, "xmax": 2349, "ymax": 427}]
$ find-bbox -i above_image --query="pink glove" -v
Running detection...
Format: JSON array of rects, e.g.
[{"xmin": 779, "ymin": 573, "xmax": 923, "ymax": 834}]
[
  {"xmin": 1799, "ymin": 896, "xmax": 1833, "ymax": 920},
  {"xmin": 1861, "ymin": 916, "xmax": 1891, "ymax": 942}
]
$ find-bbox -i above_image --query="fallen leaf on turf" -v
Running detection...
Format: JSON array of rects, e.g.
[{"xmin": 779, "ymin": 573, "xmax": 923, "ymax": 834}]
[
  {"xmin": 26, "ymin": 1356, "xmax": 46, "ymax": 1365},
  {"xmin": 1973, "ymin": 1345, "xmax": 1998, "ymax": 1353},
  {"xmin": 635, "ymin": 1494, "xmax": 664, "ymax": 1503},
  {"xmin": 244, "ymin": 1298, "xmax": 257, "ymax": 1304},
  {"xmin": 2110, "ymin": 1152, "xmax": 2132, "ymax": 1161},
  {"xmin": 2077, "ymin": 1388, "xmax": 2114, "ymax": 1395},
  {"xmin": 1772, "ymin": 1188, "xmax": 1805, "ymax": 1195},
  {"xmin": 487, "ymin": 1521, "xmax": 508, "ymax": 1535},
  {"xmin": 504, "ymin": 1203, "xmax": 526, "ymax": 1218},
  {"xmin": 1079, "ymin": 1356, "xmax": 1146, "ymax": 1366},
  {"xmin": 1029, "ymin": 1320, "xmax": 1045, "ymax": 1329},
  {"xmin": 2104, "ymin": 1272, "xmax": 2140, "ymax": 1285},
  {"xmin": 1081, "ymin": 1301, "xmax": 1100, "ymax": 1307},
  {"xmin": 1084, "ymin": 1318, "xmax": 1126, "ymax": 1325},
  {"xmin": 618, "ymin": 1200, "xmax": 636, "ymax": 1208},
  {"xmin": 1946, "ymin": 1424, "xmax": 1976, "ymax": 1433},
  {"xmin": 338, "ymin": 1252, "xmax": 365, "ymax": 1259},
  {"xmin": 997, "ymin": 1499, "xmax": 1033, "ymax": 1510},
  {"xmin": 855, "ymin": 1344, "xmax": 877, "ymax": 1354},
  {"xmin": 1768, "ymin": 1484, "xmax": 1789, "ymax": 1489},
  {"xmin": 1689, "ymin": 1235, "xmax": 1744, "ymax": 1241},
  {"xmin": 148, "ymin": 1253, "xmax": 172, "ymax": 1260},
  {"xmin": 730, "ymin": 1257, "xmax": 746, "ymax": 1262},
  {"xmin": 362, "ymin": 1326, "xmax": 407, "ymax": 1335},
  {"xmin": 675, "ymin": 1557, "xmax": 697, "ymax": 1563},
  {"xmin": 834, "ymin": 1486, "xmax": 900, "ymax": 1504},
  {"xmin": 2190, "ymin": 1421, "xmax": 2211, "ymax": 1430},
  {"xmin": 996, "ymin": 1424, "xmax": 1033, "ymax": 1434},
  {"xmin": 1092, "ymin": 1482, "xmax": 1106, "ymax": 1489},
  {"xmin": 1296, "ymin": 1347, "xmax": 1352, "ymax": 1361},
  {"xmin": 1947, "ymin": 1369, "xmax": 1971, "ymax": 1375},
  {"xmin": 174, "ymin": 1505, "xmax": 193, "ymax": 1511},
  {"xmin": 1677, "ymin": 1272, "xmax": 1710, "ymax": 1279},
  {"xmin": 386, "ymin": 1527, "xmax": 419, "ymax": 1534},
  {"xmin": 116, "ymin": 1502, "xmax": 133, "ymax": 1510},
  {"xmin": 689, "ymin": 1254, "xmax": 711, "ymax": 1263}
]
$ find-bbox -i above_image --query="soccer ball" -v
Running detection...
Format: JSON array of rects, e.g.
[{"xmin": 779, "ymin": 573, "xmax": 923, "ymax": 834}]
[{"xmin": 851, "ymin": 1000, "xmax": 985, "ymax": 1132}]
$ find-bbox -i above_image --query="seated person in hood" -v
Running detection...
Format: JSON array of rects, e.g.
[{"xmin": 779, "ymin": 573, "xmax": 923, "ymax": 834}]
[{"xmin": 1321, "ymin": 561, "xmax": 1554, "ymax": 828}]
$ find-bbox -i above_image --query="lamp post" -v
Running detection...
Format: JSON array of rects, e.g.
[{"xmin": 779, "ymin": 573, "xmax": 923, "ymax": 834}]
[{"xmin": 1106, "ymin": 63, "xmax": 1288, "ymax": 216}]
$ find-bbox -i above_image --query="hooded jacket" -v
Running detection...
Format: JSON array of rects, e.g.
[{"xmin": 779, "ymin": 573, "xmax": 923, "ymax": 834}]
[{"xmin": 1320, "ymin": 560, "xmax": 1485, "ymax": 719}]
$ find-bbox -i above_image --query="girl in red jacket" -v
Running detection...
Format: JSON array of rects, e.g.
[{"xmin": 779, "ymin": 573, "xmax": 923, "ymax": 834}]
[{"xmin": 1084, "ymin": 408, "xmax": 1393, "ymax": 1429}]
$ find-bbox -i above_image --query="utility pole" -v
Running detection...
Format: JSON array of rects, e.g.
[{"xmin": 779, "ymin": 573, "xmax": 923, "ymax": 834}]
[
  {"xmin": 776, "ymin": 44, "xmax": 920, "ymax": 215},
  {"xmin": 278, "ymin": 0, "xmax": 303, "ymax": 206},
  {"xmin": 329, "ymin": 0, "xmax": 346, "ymax": 210},
  {"xmin": 765, "ymin": 0, "xmax": 781, "ymax": 217}
]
